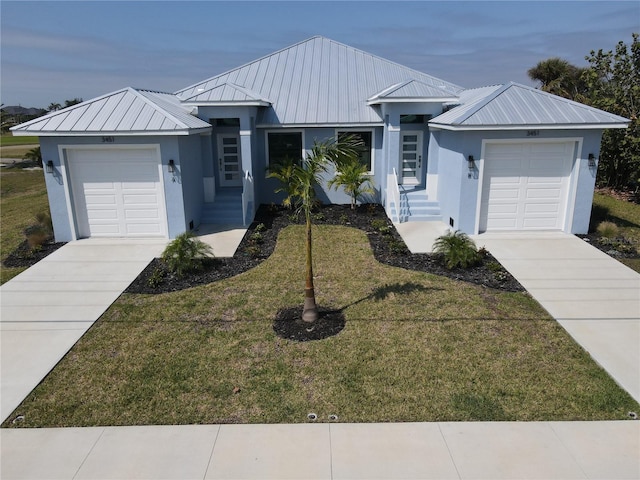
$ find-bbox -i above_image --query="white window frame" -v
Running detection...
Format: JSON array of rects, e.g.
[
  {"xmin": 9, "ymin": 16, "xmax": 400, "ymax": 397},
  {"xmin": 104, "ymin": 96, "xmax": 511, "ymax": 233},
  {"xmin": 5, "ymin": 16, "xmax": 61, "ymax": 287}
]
[
  {"xmin": 335, "ymin": 128, "xmax": 375, "ymax": 175},
  {"xmin": 265, "ymin": 130, "xmax": 305, "ymax": 169}
]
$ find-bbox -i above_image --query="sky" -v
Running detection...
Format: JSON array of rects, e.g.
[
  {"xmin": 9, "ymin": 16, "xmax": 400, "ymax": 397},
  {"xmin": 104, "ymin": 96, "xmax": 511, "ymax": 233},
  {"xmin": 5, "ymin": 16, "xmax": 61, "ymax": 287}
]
[{"xmin": 1, "ymin": 0, "xmax": 638, "ymax": 108}]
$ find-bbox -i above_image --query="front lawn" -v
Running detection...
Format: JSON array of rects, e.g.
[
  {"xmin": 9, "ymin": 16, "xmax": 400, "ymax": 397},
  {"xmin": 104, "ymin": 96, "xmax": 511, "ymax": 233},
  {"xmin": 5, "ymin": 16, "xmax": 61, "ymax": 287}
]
[
  {"xmin": 0, "ymin": 168, "xmax": 51, "ymax": 283},
  {"xmin": 590, "ymin": 190, "xmax": 640, "ymax": 272},
  {"xmin": 5, "ymin": 224, "xmax": 637, "ymax": 427}
]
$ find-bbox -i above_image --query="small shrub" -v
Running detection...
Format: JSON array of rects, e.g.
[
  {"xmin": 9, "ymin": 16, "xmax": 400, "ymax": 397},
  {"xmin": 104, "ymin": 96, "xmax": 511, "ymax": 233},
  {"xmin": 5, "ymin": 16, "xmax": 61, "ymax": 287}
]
[
  {"xmin": 161, "ymin": 232, "xmax": 213, "ymax": 277},
  {"xmin": 433, "ymin": 230, "xmax": 481, "ymax": 270},
  {"xmin": 596, "ymin": 221, "xmax": 619, "ymax": 238},
  {"xmin": 370, "ymin": 218, "xmax": 388, "ymax": 231},
  {"xmin": 254, "ymin": 223, "xmax": 267, "ymax": 233},
  {"xmin": 339, "ymin": 214, "xmax": 349, "ymax": 225},
  {"xmin": 386, "ymin": 238, "xmax": 408, "ymax": 254},
  {"xmin": 23, "ymin": 212, "xmax": 53, "ymax": 249},
  {"xmin": 246, "ymin": 245, "xmax": 262, "ymax": 258},
  {"xmin": 312, "ymin": 212, "xmax": 326, "ymax": 222},
  {"xmin": 366, "ymin": 203, "xmax": 378, "ymax": 215},
  {"xmin": 25, "ymin": 225, "xmax": 50, "ymax": 249},
  {"xmin": 147, "ymin": 267, "xmax": 165, "ymax": 288},
  {"xmin": 249, "ymin": 232, "xmax": 264, "ymax": 244}
]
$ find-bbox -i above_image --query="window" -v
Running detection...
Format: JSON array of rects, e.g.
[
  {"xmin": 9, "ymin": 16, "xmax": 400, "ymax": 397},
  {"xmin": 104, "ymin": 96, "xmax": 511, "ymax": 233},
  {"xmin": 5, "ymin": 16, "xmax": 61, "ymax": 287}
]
[
  {"xmin": 210, "ymin": 118, "xmax": 240, "ymax": 127},
  {"xmin": 400, "ymin": 114, "xmax": 432, "ymax": 124},
  {"xmin": 267, "ymin": 131, "xmax": 303, "ymax": 166},
  {"xmin": 337, "ymin": 130, "xmax": 373, "ymax": 173}
]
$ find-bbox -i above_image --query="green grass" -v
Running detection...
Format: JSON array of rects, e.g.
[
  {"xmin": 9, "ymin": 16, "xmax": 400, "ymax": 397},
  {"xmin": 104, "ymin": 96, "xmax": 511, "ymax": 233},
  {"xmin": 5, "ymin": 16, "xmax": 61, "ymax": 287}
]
[
  {"xmin": 591, "ymin": 192, "xmax": 640, "ymax": 271},
  {"xmin": 0, "ymin": 168, "xmax": 50, "ymax": 283},
  {"xmin": 5, "ymin": 224, "xmax": 637, "ymax": 427},
  {"xmin": 0, "ymin": 134, "xmax": 38, "ymax": 146}
]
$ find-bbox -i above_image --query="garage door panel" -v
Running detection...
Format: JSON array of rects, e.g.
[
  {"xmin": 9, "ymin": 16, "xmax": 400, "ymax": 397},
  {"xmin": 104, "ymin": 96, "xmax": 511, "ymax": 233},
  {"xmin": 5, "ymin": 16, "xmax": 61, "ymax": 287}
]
[
  {"xmin": 125, "ymin": 209, "xmax": 160, "ymax": 219},
  {"xmin": 481, "ymin": 141, "xmax": 574, "ymax": 232},
  {"xmin": 67, "ymin": 148, "xmax": 167, "ymax": 238}
]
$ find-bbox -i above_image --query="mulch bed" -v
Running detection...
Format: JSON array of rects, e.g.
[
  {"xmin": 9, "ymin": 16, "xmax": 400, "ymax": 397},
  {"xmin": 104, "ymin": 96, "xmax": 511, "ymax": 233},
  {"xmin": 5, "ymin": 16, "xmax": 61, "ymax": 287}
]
[
  {"xmin": 125, "ymin": 204, "xmax": 525, "ymax": 295},
  {"xmin": 2, "ymin": 240, "xmax": 66, "ymax": 268}
]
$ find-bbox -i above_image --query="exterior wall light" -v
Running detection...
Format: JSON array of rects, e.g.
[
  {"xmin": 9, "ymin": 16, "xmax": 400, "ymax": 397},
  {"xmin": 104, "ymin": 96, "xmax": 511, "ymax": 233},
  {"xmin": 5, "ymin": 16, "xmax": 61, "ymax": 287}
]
[
  {"xmin": 168, "ymin": 159, "xmax": 175, "ymax": 173},
  {"xmin": 46, "ymin": 160, "xmax": 54, "ymax": 174},
  {"xmin": 588, "ymin": 154, "xmax": 597, "ymax": 167},
  {"xmin": 467, "ymin": 155, "xmax": 475, "ymax": 170}
]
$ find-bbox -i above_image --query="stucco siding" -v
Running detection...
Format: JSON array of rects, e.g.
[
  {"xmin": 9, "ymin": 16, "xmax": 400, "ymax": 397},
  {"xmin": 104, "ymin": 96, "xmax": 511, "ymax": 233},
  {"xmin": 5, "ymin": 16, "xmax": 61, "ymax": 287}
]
[
  {"xmin": 178, "ymin": 135, "xmax": 205, "ymax": 230},
  {"xmin": 39, "ymin": 136, "xmax": 188, "ymax": 241},
  {"xmin": 432, "ymin": 129, "xmax": 604, "ymax": 234}
]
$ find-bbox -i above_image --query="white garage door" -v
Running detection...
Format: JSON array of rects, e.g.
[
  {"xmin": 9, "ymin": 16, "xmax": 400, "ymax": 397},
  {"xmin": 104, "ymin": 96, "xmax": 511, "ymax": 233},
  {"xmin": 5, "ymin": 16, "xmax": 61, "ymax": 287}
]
[
  {"xmin": 480, "ymin": 142, "xmax": 575, "ymax": 231},
  {"xmin": 67, "ymin": 148, "xmax": 167, "ymax": 238}
]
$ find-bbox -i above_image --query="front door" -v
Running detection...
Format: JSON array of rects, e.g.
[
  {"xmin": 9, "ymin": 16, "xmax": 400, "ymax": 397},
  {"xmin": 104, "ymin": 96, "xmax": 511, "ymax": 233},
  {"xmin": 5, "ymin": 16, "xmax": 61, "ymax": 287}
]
[
  {"xmin": 217, "ymin": 134, "xmax": 242, "ymax": 187},
  {"xmin": 400, "ymin": 131, "xmax": 423, "ymax": 186}
]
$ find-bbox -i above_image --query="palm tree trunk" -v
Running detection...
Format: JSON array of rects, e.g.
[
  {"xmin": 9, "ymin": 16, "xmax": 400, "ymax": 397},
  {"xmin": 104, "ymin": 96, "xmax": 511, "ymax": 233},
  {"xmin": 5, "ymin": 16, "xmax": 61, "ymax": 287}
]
[{"xmin": 302, "ymin": 215, "xmax": 318, "ymax": 323}]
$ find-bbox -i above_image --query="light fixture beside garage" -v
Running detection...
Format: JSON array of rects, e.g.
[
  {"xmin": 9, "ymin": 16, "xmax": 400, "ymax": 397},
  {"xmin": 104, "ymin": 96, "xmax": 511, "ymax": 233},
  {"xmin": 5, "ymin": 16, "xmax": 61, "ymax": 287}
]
[
  {"xmin": 46, "ymin": 160, "xmax": 54, "ymax": 174},
  {"xmin": 588, "ymin": 154, "xmax": 597, "ymax": 167},
  {"xmin": 467, "ymin": 155, "xmax": 475, "ymax": 171},
  {"xmin": 168, "ymin": 159, "xmax": 176, "ymax": 173}
]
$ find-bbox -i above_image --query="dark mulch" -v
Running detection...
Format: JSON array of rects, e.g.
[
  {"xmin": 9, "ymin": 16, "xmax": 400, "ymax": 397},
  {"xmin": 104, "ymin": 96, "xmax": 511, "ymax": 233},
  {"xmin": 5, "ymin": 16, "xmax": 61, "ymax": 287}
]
[
  {"xmin": 578, "ymin": 234, "xmax": 640, "ymax": 260},
  {"xmin": 2, "ymin": 240, "xmax": 66, "ymax": 268},
  {"xmin": 125, "ymin": 204, "xmax": 525, "ymax": 294},
  {"xmin": 273, "ymin": 306, "xmax": 346, "ymax": 341}
]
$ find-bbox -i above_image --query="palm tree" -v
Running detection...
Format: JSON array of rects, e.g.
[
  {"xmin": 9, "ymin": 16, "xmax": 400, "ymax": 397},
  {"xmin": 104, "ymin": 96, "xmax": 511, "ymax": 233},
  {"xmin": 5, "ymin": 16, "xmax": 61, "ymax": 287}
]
[
  {"xmin": 23, "ymin": 147, "xmax": 42, "ymax": 168},
  {"xmin": 266, "ymin": 157, "xmax": 301, "ymax": 210},
  {"xmin": 328, "ymin": 159, "xmax": 374, "ymax": 209},
  {"xmin": 270, "ymin": 135, "xmax": 362, "ymax": 323}
]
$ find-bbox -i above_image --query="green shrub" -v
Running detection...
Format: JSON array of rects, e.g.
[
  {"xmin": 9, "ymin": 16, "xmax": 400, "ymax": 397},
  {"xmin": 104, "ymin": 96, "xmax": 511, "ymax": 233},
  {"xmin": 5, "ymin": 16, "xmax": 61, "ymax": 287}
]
[
  {"xmin": 161, "ymin": 232, "xmax": 213, "ymax": 277},
  {"xmin": 249, "ymin": 232, "xmax": 264, "ymax": 244},
  {"xmin": 147, "ymin": 267, "xmax": 165, "ymax": 288},
  {"xmin": 386, "ymin": 238, "xmax": 408, "ymax": 254},
  {"xmin": 596, "ymin": 221, "xmax": 619, "ymax": 238},
  {"xmin": 254, "ymin": 223, "xmax": 267, "ymax": 233},
  {"xmin": 433, "ymin": 230, "xmax": 481, "ymax": 269}
]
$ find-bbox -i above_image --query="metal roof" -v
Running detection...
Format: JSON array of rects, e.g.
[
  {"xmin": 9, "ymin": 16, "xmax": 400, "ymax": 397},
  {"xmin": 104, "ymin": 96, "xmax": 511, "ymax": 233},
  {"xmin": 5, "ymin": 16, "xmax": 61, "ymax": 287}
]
[
  {"xmin": 430, "ymin": 82, "xmax": 629, "ymax": 130},
  {"xmin": 176, "ymin": 36, "xmax": 464, "ymax": 126},
  {"xmin": 181, "ymin": 83, "xmax": 271, "ymax": 106},
  {"xmin": 368, "ymin": 79, "xmax": 460, "ymax": 104},
  {"xmin": 11, "ymin": 88, "xmax": 211, "ymax": 136}
]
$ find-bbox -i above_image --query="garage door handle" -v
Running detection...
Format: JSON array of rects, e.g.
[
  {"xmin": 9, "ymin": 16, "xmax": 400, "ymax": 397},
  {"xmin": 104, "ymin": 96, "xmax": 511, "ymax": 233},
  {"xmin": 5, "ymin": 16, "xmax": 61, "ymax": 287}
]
[{"xmin": 418, "ymin": 155, "xmax": 422, "ymax": 168}]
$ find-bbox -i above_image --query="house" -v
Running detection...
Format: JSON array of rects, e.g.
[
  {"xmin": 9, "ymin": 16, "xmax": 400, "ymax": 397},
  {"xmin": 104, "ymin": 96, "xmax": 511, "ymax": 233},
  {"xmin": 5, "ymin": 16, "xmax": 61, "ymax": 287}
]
[{"xmin": 11, "ymin": 36, "xmax": 629, "ymax": 241}]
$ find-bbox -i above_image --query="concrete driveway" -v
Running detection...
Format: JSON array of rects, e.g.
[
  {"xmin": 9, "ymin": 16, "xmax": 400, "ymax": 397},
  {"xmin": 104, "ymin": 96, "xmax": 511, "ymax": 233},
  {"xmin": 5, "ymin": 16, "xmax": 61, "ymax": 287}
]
[
  {"xmin": 0, "ymin": 239, "xmax": 166, "ymax": 423},
  {"xmin": 473, "ymin": 231, "xmax": 640, "ymax": 402}
]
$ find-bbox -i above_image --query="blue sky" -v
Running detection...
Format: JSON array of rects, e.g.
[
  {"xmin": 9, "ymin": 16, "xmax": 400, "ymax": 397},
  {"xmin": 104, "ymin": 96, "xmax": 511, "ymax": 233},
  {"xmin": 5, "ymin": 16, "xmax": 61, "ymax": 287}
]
[{"xmin": 1, "ymin": 1, "xmax": 638, "ymax": 108}]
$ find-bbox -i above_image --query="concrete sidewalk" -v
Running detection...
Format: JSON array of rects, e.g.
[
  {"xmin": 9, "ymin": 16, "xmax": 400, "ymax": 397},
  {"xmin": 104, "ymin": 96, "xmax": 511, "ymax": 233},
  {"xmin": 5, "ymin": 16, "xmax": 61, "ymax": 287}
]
[{"xmin": 2, "ymin": 421, "xmax": 638, "ymax": 479}]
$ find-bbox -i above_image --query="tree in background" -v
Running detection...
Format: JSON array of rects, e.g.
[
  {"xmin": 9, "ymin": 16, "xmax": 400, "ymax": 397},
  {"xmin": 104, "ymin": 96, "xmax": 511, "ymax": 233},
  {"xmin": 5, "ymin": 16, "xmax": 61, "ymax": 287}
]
[
  {"xmin": 527, "ymin": 57, "xmax": 588, "ymax": 101},
  {"xmin": 582, "ymin": 34, "xmax": 639, "ymax": 190},
  {"xmin": 528, "ymin": 34, "xmax": 639, "ymax": 190}
]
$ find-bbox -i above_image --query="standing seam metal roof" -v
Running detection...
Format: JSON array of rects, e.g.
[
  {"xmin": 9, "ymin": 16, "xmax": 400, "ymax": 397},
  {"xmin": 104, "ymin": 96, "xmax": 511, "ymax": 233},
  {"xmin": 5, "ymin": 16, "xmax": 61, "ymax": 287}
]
[
  {"xmin": 11, "ymin": 88, "xmax": 211, "ymax": 135},
  {"xmin": 431, "ymin": 82, "xmax": 629, "ymax": 128},
  {"xmin": 175, "ymin": 36, "xmax": 464, "ymax": 125}
]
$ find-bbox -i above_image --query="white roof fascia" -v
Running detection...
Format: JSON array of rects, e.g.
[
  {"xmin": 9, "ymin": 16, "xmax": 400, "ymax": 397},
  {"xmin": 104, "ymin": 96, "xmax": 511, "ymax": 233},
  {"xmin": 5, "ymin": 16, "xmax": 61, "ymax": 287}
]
[
  {"xmin": 11, "ymin": 128, "xmax": 212, "ymax": 137},
  {"xmin": 181, "ymin": 101, "xmax": 271, "ymax": 107},
  {"xmin": 367, "ymin": 97, "xmax": 459, "ymax": 105},
  {"xmin": 428, "ymin": 122, "xmax": 629, "ymax": 131},
  {"xmin": 256, "ymin": 122, "xmax": 384, "ymax": 129}
]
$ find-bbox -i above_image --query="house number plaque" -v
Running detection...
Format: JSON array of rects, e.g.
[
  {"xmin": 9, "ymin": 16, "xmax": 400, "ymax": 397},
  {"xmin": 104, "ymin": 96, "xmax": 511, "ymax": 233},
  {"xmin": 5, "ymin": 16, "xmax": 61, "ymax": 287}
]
[
  {"xmin": 526, "ymin": 130, "xmax": 540, "ymax": 137},
  {"xmin": 101, "ymin": 136, "xmax": 115, "ymax": 143}
]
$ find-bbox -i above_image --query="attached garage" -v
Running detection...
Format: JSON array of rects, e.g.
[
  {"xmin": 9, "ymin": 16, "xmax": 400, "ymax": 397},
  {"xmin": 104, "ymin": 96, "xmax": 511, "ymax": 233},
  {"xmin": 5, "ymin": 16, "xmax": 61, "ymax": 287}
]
[
  {"xmin": 66, "ymin": 147, "xmax": 168, "ymax": 238},
  {"xmin": 479, "ymin": 141, "xmax": 576, "ymax": 232}
]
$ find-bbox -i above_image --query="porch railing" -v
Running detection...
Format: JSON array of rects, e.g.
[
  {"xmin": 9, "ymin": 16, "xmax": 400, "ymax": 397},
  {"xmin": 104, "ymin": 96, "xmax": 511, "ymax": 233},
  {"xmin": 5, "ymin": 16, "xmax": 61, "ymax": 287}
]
[
  {"xmin": 387, "ymin": 168, "xmax": 402, "ymax": 223},
  {"xmin": 241, "ymin": 170, "xmax": 254, "ymax": 226}
]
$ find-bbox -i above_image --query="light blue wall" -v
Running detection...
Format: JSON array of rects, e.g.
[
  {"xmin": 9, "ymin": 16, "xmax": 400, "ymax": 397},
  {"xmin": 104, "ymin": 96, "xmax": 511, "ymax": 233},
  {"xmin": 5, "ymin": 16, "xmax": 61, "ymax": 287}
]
[
  {"xmin": 39, "ymin": 136, "xmax": 190, "ymax": 241},
  {"xmin": 255, "ymin": 126, "xmax": 384, "ymax": 207},
  {"xmin": 177, "ymin": 135, "xmax": 205, "ymax": 230},
  {"xmin": 433, "ymin": 128, "xmax": 604, "ymax": 234}
]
